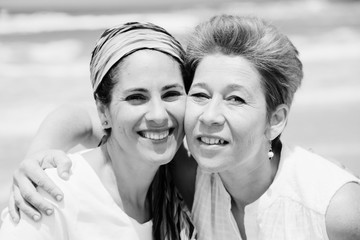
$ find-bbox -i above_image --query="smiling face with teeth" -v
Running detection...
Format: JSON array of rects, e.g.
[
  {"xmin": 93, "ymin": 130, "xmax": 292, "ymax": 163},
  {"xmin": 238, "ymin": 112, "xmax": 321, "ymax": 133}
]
[
  {"xmin": 185, "ymin": 54, "xmax": 272, "ymax": 172},
  {"xmin": 98, "ymin": 50, "xmax": 186, "ymax": 166}
]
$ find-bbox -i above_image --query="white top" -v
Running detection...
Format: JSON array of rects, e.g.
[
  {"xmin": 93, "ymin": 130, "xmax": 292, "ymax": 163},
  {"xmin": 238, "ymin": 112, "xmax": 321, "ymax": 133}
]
[
  {"xmin": 0, "ymin": 152, "xmax": 153, "ymax": 240},
  {"xmin": 191, "ymin": 144, "xmax": 360, "ymax": 240}
]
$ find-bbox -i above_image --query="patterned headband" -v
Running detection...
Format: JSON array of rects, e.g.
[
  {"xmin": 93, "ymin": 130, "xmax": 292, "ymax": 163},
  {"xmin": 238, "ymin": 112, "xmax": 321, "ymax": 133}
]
[{"xmin": 90, "ymin": 22, "xmax": 185, "ymax": 94}]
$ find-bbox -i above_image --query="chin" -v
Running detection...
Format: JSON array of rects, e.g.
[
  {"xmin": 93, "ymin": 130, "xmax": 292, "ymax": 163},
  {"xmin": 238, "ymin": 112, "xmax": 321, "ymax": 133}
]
[
  {"xmin": 144, "ymin": 150, "xmax": 176, "ymax": 166},
  {"xmin": 195, "ymin": 156, "xmax": 230, "ymax": 173}
]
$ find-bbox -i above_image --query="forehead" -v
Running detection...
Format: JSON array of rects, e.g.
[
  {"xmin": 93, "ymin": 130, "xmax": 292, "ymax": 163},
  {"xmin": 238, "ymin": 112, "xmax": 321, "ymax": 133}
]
[
  {"xmin": 115, "ymin": 50, "xmax": 184, "ymax": 88},
  {"xmin": 193, "ymin": 54, "xmax": 262, "ymax": 91}
]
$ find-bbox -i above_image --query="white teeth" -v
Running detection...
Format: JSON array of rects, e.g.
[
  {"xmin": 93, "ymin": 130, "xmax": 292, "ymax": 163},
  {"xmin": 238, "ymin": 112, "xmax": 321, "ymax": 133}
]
[
  {"xmin": 142, "ymin": 130, "xmax": 169, "ymax": 140},
  {"xmin": 200, "ymin": 137, "xmax": 226, "ymax": 145}
]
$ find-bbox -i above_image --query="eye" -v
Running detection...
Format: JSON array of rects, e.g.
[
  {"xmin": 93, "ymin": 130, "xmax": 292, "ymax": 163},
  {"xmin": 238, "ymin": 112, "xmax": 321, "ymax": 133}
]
[
  {"xmin": 125, "ymin": 94, "xmax": 148, "ymax": 105},
  {"xmin": 189, "ymin": 92, "xmax": 210, "ymax": 102},
  {"xmin": 226, "ymin": 95, "xmax": 246, "ymax": 105},
  {"xmin": 162, "ymin": 91, "xmax": 183, "ymax": 102}
]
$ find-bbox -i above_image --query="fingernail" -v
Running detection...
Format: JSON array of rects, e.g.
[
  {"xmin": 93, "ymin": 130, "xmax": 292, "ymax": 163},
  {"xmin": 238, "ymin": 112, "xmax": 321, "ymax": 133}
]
[
  {"xmin": 46, "ymin": 209, "xmax": 53, "ymax": 215},
  {"xmin": 33, "ymin": 214, "xmax": 40, "ymax": 221},
  {"xmin": 61, "ymin": 172, "xmax": 69, "ymax": 179},
  {"xmin": 56, "ymin": 195, "xmax": 63, "ymax": 201},
  {"xmin": 61, "ymin": 172, "xmax": 69, "ymax": 180}
]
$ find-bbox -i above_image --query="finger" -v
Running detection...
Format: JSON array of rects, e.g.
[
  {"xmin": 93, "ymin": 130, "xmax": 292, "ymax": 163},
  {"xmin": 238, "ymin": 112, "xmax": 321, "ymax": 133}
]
[
  {"xmin": 40, "ymin": 150, "xmax": 72, "ymax": 181},
  {"xmin": 13, "ymin": 185, "xmax": 42, "ymax": 222},
  {"xmin": 15, "ymin": 174, "xmax": 56, "ymax": 216},
  {"xmin": 8, "ymin": 188, "xmax": 20, "ymax": 223},
  {"xmin": 22, "ymin": 167, "xmax": 64, "ymax": 202},
  {"xmin": 53, "ymin": 153, "xmax": 72, "ymax": 180}
]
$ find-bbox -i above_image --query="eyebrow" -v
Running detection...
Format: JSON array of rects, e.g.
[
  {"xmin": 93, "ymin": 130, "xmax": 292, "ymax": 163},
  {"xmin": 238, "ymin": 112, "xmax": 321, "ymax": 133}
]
[
  {"xmin": 125, "ymin": 88, "xmax": 147, "ymax": 93},
  {"xmin": 191, "ymin": 82, "xmax": 250, "ymax": 95},
  {"xmin": 124, "ymin": 84, "xmax": 184, "ymax": 93},
  {"xmin": 191, "ymin": 82, "xmax": 245, "ymax": 91},
  {"xmin": 162, "ymin": 83, "xmax": 184, "ymax": 91},
  {"xmin": 227, "ymin": 84, "xmax": 246, "ymax": 91}
]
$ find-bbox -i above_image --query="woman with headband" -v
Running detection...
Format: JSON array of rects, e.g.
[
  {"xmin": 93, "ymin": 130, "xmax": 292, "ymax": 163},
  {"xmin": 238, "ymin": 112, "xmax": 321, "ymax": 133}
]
[{"xmin": 0, "ymin": 22, "xmax": 196, "ymax": 240}]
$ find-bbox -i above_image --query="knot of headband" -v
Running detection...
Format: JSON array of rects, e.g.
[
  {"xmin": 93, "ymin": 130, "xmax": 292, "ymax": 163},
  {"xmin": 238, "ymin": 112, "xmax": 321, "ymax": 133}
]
[{"xmin": 90, "ymin": 22, "xmax": 185, "ymax": 94}]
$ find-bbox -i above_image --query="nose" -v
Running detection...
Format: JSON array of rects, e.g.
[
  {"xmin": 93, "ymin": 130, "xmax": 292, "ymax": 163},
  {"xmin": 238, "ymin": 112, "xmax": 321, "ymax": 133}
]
[
  {"xmin": 145, "ymin": 98, "xmax": 169, "ymax": 125},
  {"xmin": 199, "ymin": 98, "xmax": 225, "ymax": 126}
]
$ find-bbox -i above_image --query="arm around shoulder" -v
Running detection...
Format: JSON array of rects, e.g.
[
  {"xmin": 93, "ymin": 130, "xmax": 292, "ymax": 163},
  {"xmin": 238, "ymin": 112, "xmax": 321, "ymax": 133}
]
[
  {"xmin": 7, "ymin": 102, "xmax": 103, "ymax": 222},
  {"xmin": 326, "ymin": 182, "xmax": 360, "ymax": 240}
]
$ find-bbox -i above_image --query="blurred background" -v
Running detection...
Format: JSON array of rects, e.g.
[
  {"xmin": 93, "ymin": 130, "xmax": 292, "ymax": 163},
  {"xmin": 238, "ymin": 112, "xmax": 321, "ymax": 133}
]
[{"xmin": 1, "ymin": 0, "xmax": 359, "ymax": 224}]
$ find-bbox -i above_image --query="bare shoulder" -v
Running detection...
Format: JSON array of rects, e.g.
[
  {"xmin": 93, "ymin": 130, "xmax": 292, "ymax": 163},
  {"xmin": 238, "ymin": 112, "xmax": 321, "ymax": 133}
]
[{"xmin": 326, "ymin": 182, "xmax": 360, "ymax": 240}]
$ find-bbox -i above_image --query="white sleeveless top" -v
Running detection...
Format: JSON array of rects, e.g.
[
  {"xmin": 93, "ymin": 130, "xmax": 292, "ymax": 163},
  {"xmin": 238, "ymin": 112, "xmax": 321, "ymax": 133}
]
[
  {"xmin": 0, "ymin": 152, "xmax": 153, "ymax": 240},
  {"xmin": 191, "ymin": 144, "xmax": 360, "ymax": 240}
]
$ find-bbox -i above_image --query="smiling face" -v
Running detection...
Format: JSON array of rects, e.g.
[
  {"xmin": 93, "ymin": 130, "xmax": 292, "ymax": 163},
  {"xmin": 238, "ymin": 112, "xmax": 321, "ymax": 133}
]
[
  {"xmin": 185, "ymin": 54, "xmax": 271, "ymax": 172},
  {"xmin": 100, "ymin": 50, "xmax": 186, "ymax": 166}
]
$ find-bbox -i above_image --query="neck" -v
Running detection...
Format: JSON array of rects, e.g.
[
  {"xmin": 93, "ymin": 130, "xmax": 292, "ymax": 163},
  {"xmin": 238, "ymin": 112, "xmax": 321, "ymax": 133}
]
[
  {"xmin": 101, "ymin": 141, "xmax": 159, "ymax": 222},
  {"xmin": 220, "ymin": 146, "xmax": 280, "ymax": 209}
]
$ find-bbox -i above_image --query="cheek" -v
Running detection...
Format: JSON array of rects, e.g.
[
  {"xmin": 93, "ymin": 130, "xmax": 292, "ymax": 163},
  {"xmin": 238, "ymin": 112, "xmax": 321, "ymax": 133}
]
[
  {"xmin": 167, "ymin": 98, "xmax": 186, "ymax": 124},
  {"xmin": 111, "ymin": 115, "xmax": 128, "ymax": 135},
  {"xmin": 231, "ymin": 115, "xmax": 267, "ymax": 147},
  {"xmin": 110, "ymin": 106, "xmax": 138, "ymax": 131},
  {"xmin": 184, "ymin": 101, "xmax": 199, "ymax": 134}
]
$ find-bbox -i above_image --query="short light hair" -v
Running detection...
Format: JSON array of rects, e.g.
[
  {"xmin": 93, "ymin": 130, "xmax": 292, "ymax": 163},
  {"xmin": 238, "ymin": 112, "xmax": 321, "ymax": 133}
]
[{"xmin": 185, "ymin": 15, "xmax": 303, "ymax": 117}]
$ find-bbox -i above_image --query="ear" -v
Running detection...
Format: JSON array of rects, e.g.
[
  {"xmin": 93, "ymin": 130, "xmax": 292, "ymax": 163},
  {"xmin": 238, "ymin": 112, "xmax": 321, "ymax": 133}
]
[
  {"xmin": 96, "ymin": 100, "xmax": 111, "ymax": 129},
  {"xmin": 266, "ymin": 104, "xmax": 289, "ymax": 140}
]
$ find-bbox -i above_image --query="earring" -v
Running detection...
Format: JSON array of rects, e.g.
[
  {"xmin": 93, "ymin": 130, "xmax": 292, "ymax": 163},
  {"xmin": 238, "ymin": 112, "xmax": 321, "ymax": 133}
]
[
  {"xmin": 268, "ymin": 141, "xmax": 274, "ymax": 160},
  {"xmin": 103, "ymin": 120, "xmax": 108, "ymax": 127}
]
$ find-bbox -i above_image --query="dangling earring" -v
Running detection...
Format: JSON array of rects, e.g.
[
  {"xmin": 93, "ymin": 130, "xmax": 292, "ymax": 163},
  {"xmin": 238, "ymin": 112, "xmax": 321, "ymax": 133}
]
[{"xmin": 268, "ymin": 140, "xmax": 274, "ymax": 160}]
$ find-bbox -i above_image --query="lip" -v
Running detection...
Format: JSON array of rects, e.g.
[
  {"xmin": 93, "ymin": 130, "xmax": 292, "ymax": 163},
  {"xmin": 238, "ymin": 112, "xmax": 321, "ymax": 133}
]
[{"xmin": 138, "ymin": 128, "xmax": 175, "ymax": 142}]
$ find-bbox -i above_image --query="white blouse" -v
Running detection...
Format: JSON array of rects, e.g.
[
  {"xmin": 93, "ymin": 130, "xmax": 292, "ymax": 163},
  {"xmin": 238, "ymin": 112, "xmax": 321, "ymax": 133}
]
[{"xmin": 191, "ymin": 144, "xmax": 360, "ymax": 240}]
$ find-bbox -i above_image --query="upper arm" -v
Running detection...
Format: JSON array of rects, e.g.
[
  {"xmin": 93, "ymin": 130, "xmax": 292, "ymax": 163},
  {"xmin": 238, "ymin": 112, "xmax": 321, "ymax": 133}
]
[
  {"xmin": 326, "ymin": 182, "xmax": 360, "ymax": 240},
  {"xmin": 26, "ymin": 102, "xmax": 103, "ymax": 155},
  {"xmin": 80, "ymin": 102, "xmax": 104, "ymax": 148},
  {"xmin": 169, "ymin": 142, "xmax": 198, "ymax": 209}
]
